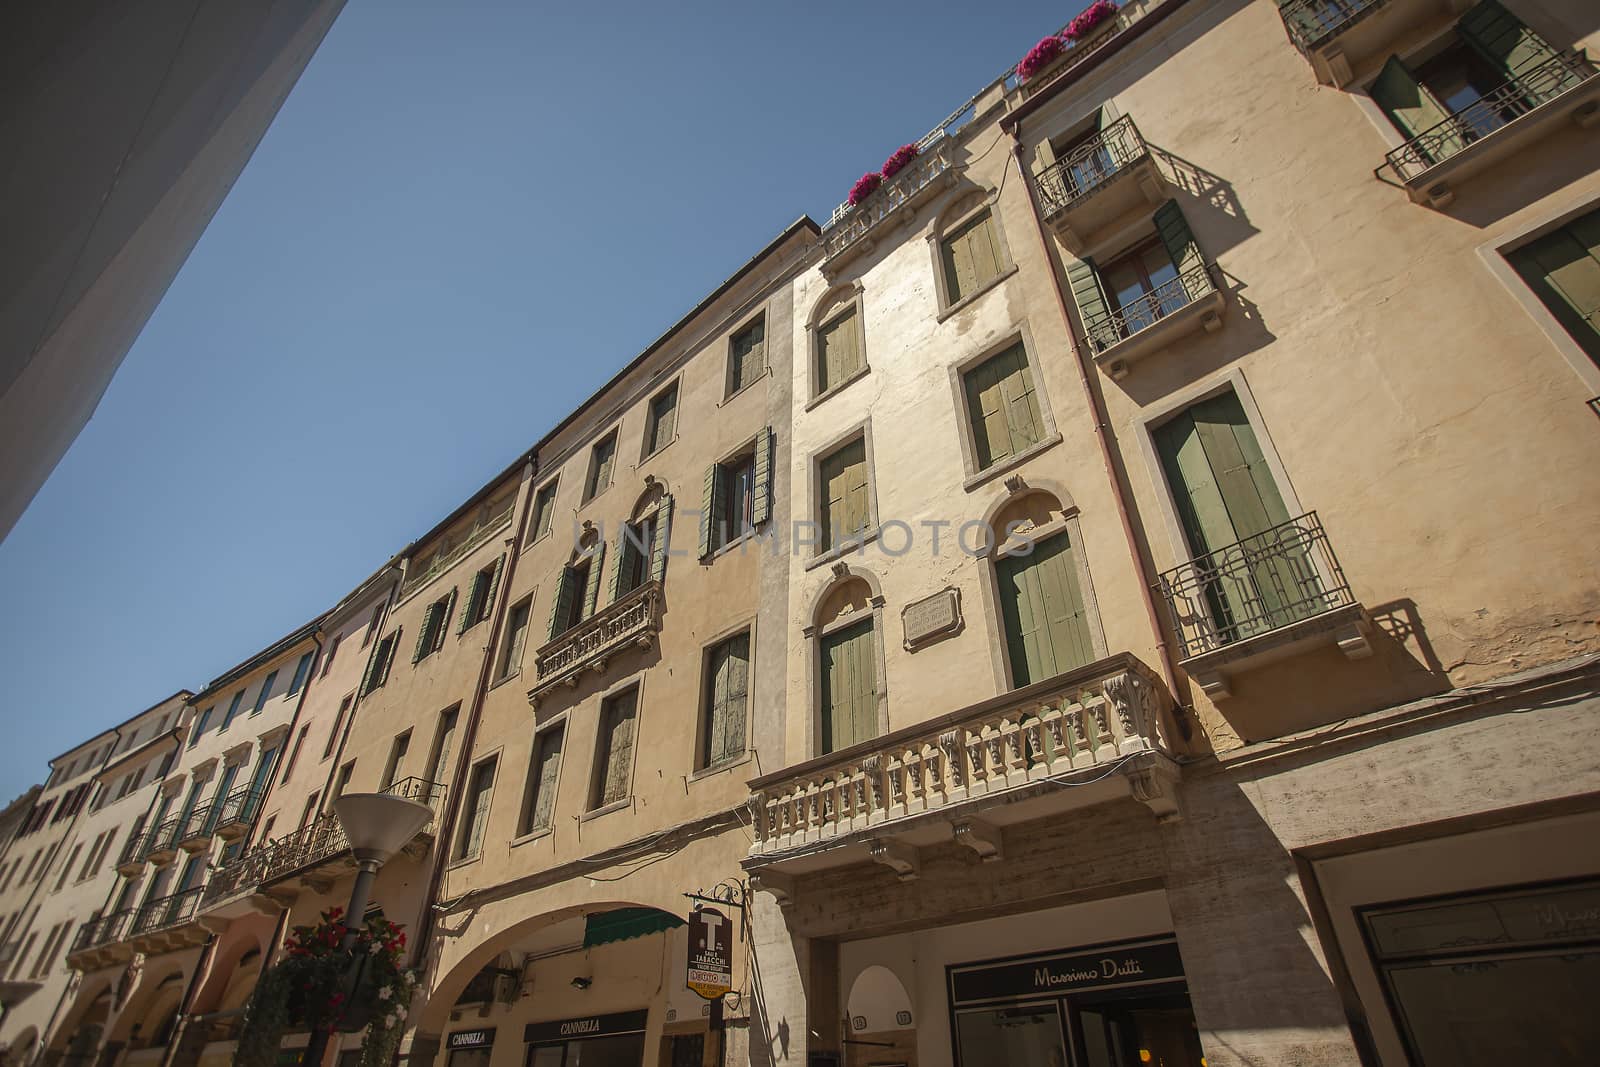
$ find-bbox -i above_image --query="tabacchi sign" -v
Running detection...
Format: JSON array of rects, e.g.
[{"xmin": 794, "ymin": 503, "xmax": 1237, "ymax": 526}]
[{"xmin": 687, "ymin": 906, "xmax": 732, "ymax": 1000}]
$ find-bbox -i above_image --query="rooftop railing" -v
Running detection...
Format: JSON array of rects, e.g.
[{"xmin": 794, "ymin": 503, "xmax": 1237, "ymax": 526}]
[
  {"xmin": 1085, "ymin": 261, "xmax": 1219, "ymax": 354},
  {"xmin": 820, "ymin": 138, "xmax": 956, "ymax": 264},
  {"xmin": 1154, "ymin": 511, "xmax": 1355, "ymax": 659},
  {"xmin": 1035, "ymin": 115, "xmax": 1153, "ymax": 217},
  {"xmin": 1385, "ymin": 52, "xmax": 1595, "ymax": 182}
]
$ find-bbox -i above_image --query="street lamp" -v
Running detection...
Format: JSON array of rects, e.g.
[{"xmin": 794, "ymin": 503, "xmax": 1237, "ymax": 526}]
[{"xmin": 300, "ymin": 792, "xmax": 433, "ymax": 1067}]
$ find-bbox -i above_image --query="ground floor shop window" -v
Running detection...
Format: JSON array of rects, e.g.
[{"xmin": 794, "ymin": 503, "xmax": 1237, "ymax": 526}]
[
  {"xmin": 1359, "ymin": 878, "xmax": 1600, "ymax": 1065},
  {"xmin": 948, "ymin": 937, "xmax": 1204, "ymax": 1067},
  {"xmin": 525, "ymin": 1011, "xmax": 648, "ymax": 1067}
]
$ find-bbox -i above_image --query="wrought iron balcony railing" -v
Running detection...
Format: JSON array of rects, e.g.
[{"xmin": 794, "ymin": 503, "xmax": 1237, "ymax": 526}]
[
  {"xmin": 401, "ymin": 499, "xmax": 515, "ymax": 599},
  {"xmin": 1086, "ymin": 261, "xmax": 1219, "ymax": 354},
  {"xmin": 1385, "ymin": 52, "xmax": 1595, "ymax": 183},
  {"xmin": 1035, "ymin": 116, "xmax": 1152, "ymax": 217},
  {"xmin": 116, "ymin": 830, "xmax": 147, "ymax": 872},
  {"xmin": 820, "ymin": 137, "xmax": 956, "ymax": 264},
  {"xmin": 1154, "ymin": 511, "xmax": 1355, "ymax": 660},
  {"xmin": 177, "ymin": 804, "xmax": 213, "ymax": 847},
  {"xmin": 130, "ymin": 887, "xmax": 205, "ymax": 938},
  {"xmin": 202, "ymin": 778, "xmax": 446, "ymax": 909},
  {"xmin": 749, "ymin": 654, "xmax": 1173, "ymax": 856},
  {"xmin": 211, "ymin": 786, "xmax": 265, "ymax": 836},
  {"xmin": 141, "ymin": 817, "xmax": 182, "ymax": 861},
  {"xmin": 529, "ymin": 581, "xmax": 663, "ymax": 705},
  {"xmin": 1276, "ymin": 0, "xmax": 1385, "ymax": 53},
  {"xmin": 68, "ymin": 911, "xmax": 132, "ymax": 959}
]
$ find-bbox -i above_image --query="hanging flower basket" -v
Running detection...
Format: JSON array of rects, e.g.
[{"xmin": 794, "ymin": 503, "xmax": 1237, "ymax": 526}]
[
  {"xmin": 1017, "ymin": 34, "xmax": 1067, "ymax": 82},
  {"xmin": 881, "ymin": 143, "xmax": 920, "ymax": 179},
  {"xmin": 847, "ymin": 172, "xmax": 884, "ymax": 207},
  {"xmin": 1064, "ymin": 0, "xmax": 1119, "ymax": 41}
]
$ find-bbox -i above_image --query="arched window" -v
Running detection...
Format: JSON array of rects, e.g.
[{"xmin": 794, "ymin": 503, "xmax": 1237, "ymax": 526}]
[
  {"xmin": 547, "ymin": 525, "xmax": 604, "ymax": 641},
  {"xmin": 805, "ymin": 567, "xmax": 888, "ymax": 755},
  {"xmin": 609, "ymin": 480, "xmax": 673, "ymax": 602},
  {"xmin": 805, "ymin": 282, "xmax": 868, "ymax": 404}
]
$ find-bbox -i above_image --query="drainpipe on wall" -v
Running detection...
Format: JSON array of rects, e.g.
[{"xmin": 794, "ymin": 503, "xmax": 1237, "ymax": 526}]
[
  {"xmin": 1007, "ymin": 130, "xmax": 1188, "ymax": 728},
  {"xmin": 409, "ymin": 457, "xmax": 539, "ymax": 975}
]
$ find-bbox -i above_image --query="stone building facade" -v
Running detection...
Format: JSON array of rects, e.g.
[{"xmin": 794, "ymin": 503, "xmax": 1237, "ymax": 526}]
[{"xmin": 3, "ymin": 0, "xmax": 1598, "ymax": 1065}]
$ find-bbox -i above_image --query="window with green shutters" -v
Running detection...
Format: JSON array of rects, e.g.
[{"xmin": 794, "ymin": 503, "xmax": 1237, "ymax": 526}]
[
  {"xmin": 519, "ymin": 723, "xmax": 565, "ymax": 835},
  {"xmin": 642, "ymin": 383, "xmax": 679, "ymax": 459},
  {"xmin": 964, "ymin": 344, "xmax": 1045, "ymax": 470},
  {"xmin": 1508, "ymin": 209, "xmax": 1600, "ymax": 368},
  {"xmin": 529, "ymin": 480, "xmax": 559, "ymax": 543},
  {"xmin": 362, "ymin": 632, "xmax": 398, "ymax": 695},
  {"xmin": 820, "ymin": 619, "xmax": 877, "ymax": 754},
  {"xmin": 728, "ymin": 316, "xmax": 766, "ymax": 396},
  {"xmin": 609, "ymin": 503, "xmax": 670, "ymax": 602},
  {"xmin": 458, "ymin": 559, "xmax": 503, "ymax": 634},
  {"xmin": 413, "ymin": 589, "xmax": 455, "ymax": 663},
  {"xmin": 941, "ymin": 209, "xmax": 1005, "ymax": 305},
  {"xmin": 818, "ymin": 437, "xmax": 870, "ymax": 551},
  {"xmin": 1068, "ymin": 200, "xmax": 1208, "ymax": 351},
  {"xmin": 701, "ymin": 631, "xmax": 750, "ymax": 768},
  {"xmin": 591, "ymin": 687, "xmax": 639, "ymax": 809},
  {"xmin": 455, "ymin": 757, "xmax": 498, "ymax": 860},
  {"xmin": 583, "ymin": 433, "xmax": 617, "ymax": 503},
  {"xmin": 547, "ymin": 548, "xmax": 601, "ymax": 641},
  {"xmin": 816, "ymin": 305, "xmax": 865, "ymax": 395},
  {"xmin": 699, "ymin": 431, "xmax": 773, "ymax": 558},
  {"xmin": 996, "ymin": 531, "xmax": 1096, "ymax": 688}
]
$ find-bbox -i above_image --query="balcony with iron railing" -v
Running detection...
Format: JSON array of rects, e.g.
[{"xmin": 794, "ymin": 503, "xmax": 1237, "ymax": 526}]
[
  {"xmin": 1085, "ymin": 261, "xmax": 1224, "ymax": 379},
  {"xmin": 1276, "ymin": 0, "xmax": 1464, "ymax": 86},
  {"xmin": 820, "ymin": 137, "xmax": 957, "ymax": 272},
  {"xmin": 201, "ymin": 778, "xmax": 446, "ymax": 917},
  {"xmin": 211, "ymin": 786, "xmax": 266, "ymax": 840},
  {"xmin": 528, "ymin": 581, "xmax": 664, "ymax": 707},
  {"xmin": 744, "ymin": 654, "xmax": 1179, "ymax": 892},
  {"xmin": 66, "ymin": 911, "xmax": 135, "ymax": 970},
  {"xmin": 1035, "ymin": 116, "xmax": 1167, "ymax": 255},
  {"xmin": 400, "ymin": 499, "xmax": 516, "ymax": 600},
  {"xmin": 1383, "ymin": 51, "xmax": 1600, "ymax": 207},
  {"xmin": 141, "ymin": 817, "xmax": 182, "ymax": 865},
  {"xmin": 1154, "ymin": 511, "xmax": 1371, "ymax": 700},
  {"xmin": 128, "ymin": 887, "xmax": 210, "ymax": 953},
  {"xmin": 177, "ymin": 804, "xmax": 214, "ymax": 852},
  {"xmin": 116, "ymin": 830, "xmax": 148, "ymax": 876}
]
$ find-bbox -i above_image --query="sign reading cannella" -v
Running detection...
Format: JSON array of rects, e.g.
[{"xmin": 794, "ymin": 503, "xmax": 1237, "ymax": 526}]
[{"xmin": 686, "ymin": 906, "xmax": 733, "ymax": 1000}]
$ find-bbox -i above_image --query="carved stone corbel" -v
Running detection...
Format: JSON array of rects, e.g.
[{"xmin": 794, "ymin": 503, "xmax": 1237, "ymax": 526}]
[
  {"xmin": 950, "ymin": 817, "xmax": 1003, "ymax": 863},
  {"xmin": 867, "ymin": 838, "xmax": 920, "ymax": 882},
  {"xmin": 750, "ymin": 870, "xmax": 795, "ymax": 909},
  {"xmin": 1128, "ymin": 760, "xmax": 1182, "ymax": 823}
]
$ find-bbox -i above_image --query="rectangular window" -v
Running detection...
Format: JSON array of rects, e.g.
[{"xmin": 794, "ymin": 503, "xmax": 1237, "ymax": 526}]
[
  {"xmin": 413, "ymin": 590, "xmax": 454, "ymax": 663},
  {"xmin": 362, "ymin": 604, "xmax": 383, "ymax": 649},
  {"xmin": 720, "ymin": 455, "xmax": 754, "ymax": 550},
  {"xmin": 250, "ymin": 671, "xmax": 278, "ymax": 715},
  {"xmin": 547, "ymin": 557, "xmax": 594, "ymax": 641},
  {"xmin": 818, "ymin": 437, "xmax": 870, "ymax": 551},
  {"xmin": 321, "ymin": 634, "xmax": 341, "ymax": 678},
  {"xmin": 728, "ymin": 316, "xmax": 766, "ymax": 396},
  {"xmin": 702, "ymin": 632, "xmax": 750, "ymax": 768},
  {"xmin": 330, "ymin": 762, "xmax": 355, "ymax": 804},
  {"xmin": 299, "ymin": 793, "xmax": 320, "ymax": 829},
  {"xmin": 613, "ymin": 516, "xmax": 656, "ymax": 600},
  {"xmin": 54, "ymin": 845, "xmax": 81, "ymax": 892},
  {"xmin": 942, "ymin": 210, "xmax": 1004, "ymax": 304},
  {"xmin": 1508, "ymin": 208, "xmax": 1600, "ymax": 368},
  {"xmin": 426, "ymin": 706, "xmax": 460, "ymax": 787},
  {"xmin": 220, "ymin": 690, "xmax": 245, "ymax": 731},
  {"xmin": 499, "ymin": 597, "xmax": 532, "ymax": 679},
  {"xmin": 591, "ymin": 687, "xmax": 639, "ymax": 810},
  {"xmin": 282, "ymin": 725, "xmax": 310, "ymax": 784},
  {"xmin": 583, "ymin": 432, "xmax": 617, "ymax": 503},
  {"xmin": 964, "ymin": 342, "xmax": 1045, "ymax": 471},
  {"xmin": 816, "ymin": 305, "xmax": 864, "ymax": 395},
  {"xmin": 530, "ymin": 480, "xmax": 559, "ymax": 542},
  {"xmin": 518, "ymin": 724, "xmax": 566, "ymax": 836},
  {"xmin": 324, "ymin": 695, "xmax": 353, "ymax": 759},
  {"xmin": 381, "ymin": 731, "xmax": 412, "ymax": 791},
  {"xmin": 188, "ymin": 707, "xmax": 213, "ymax": 748},
  {"xmin": 287, "ymin": 651, "xmax": 315, "ymax": 696},
  {"xmin": 697, "ymin": 429, "xmax": 773, "ymax": 560},
  {"xmin": 459, "ymin": 561, "xmax": 501, "ymax": 635},
  {"xmin": 363, "ymin": 633, "xmax": 398, "ymax": 694},
  {"xmin": 642, "ymin": 382, "xmax": 679, "ymax": 459},
  {"xmin": 456, "ymin": 757, "xmax": 498, "ymax": 860},
  {"xmin": 821, "ymin": 619, "xmax": 877, "ymax": 754}
]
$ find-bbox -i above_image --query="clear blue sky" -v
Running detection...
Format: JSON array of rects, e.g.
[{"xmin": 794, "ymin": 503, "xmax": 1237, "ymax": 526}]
[{"xmin": 0, "ymin": 0, "xmax": 1080, "ymax": 798}]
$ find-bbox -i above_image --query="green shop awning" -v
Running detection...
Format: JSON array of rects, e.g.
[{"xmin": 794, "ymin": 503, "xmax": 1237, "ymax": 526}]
[{"xmin": 582, "ymin": 907, "xmax": 685, "ymax": 948}]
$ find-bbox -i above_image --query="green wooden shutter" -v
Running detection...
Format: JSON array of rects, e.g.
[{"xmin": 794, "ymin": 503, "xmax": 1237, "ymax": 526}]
[
  {"xmin": 582, "ymin": 543, "xmax": 606, "ymax": 619},
  {"xmin": 1067, "ymin": 256, "xmax": 1113, "ymax": 351},
  {"xmin": 943, "ymin": 212, "xmax": 1002, "ymax": 303},
  {"xmin": 1371, "ymin": 56, "xmax": 1460, "ymax": 164},
  {"xmin": 600, "ymin": 690, "xmax": 638, "ymax": 805},
  {"xmin": 965, "ymin": 354, "xmax": 1010, "ymax": 468},
  {"xmin": 547, "ymin": 568, "xmax": 576, "ymax": 641},
  {"xmin": 483, "ymin": 557, "xmax": 504, "ymax": 616},
  {"xmin": 531, "ymin": 728, "xmax": 564, "ymax": 831},
  {"xmin": 1509, "ymin": 214, "xmax": 1600, "ymax": 367},
  {"xmin": 818, "ymin": 309, "xmax": 861, "ymax": 393},
  {"xmin": 704, "ymin": 633, "xmax": 749, "ymax": 766},
  {"xmin": 1153, "ymin": 200, "xmax": 1209, "ymax": 302},
  {"xmin": 1458, "ymin": 0, "xmax": 1567, "ymax": 87},
  {"xmin": 378, "ymin": 632, "xmax": 397, "ymax": 687},
  {"xmin": 751, "ymin": 428, "xmax": 774, "ymax": 527},
  {"xmin": 458, "ymin": 572, "xmax": 486, "ymax": 635},
  {"xmin": 439, "ymin": 588, "xmax": 457, "ymax": 649},
  {"xmin": 606, "ymin": 525, "xmax": 630, "ymax": 604},
  {"xmin": 820, "ymin": 620, "xmax": 875, "ymax": 754},
  {"xmin": 413, "ymin": 606, "xmax": 437, "ymax": 662},
  {"xmin": 698, "ymin": 465, "xmax": 718, "ymax": 558},
  {"xmin": 650, "ymin": 496, "xmax": 674, "ymax": 583},
  {"xmin": 997, "ymin": 531, "xmax": 1094, "ymax": 687}
]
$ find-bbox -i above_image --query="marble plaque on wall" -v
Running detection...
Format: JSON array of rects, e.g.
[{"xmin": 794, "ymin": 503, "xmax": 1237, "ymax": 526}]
[{"xmin": 902, "ymin": 587, "xmax": 961, "ymax": 651}]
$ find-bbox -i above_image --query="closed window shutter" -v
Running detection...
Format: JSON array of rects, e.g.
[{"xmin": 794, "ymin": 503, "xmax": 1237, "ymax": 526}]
[
  {"xmin": 458, "ymin": 572, "xmax": 487, "ymax": 634},
  {"xmin": 751, "ymin": 428, "xmax": 774, "ymax": 528},
  {"xmin": 818, "ymin": 309, "xmax": 861, "ymax": 393},
  {"xmin": 547, "ymin": 568, "xmax": 576, "ymax": 641},
  {"xmin": 1153, "ymin": 201, "xmax": 1210, "ymax": 301},
  {"xmin": 1371, "ymin": 56, "xmax": 1460, "ymax": 162},
  {"xmin": 413, "ymin": 606, "xmax": 437, "ymax": 662},
  {"xmin": 1509, "ymin": 215, "xmax": 1600, "ymax": 366},
  {"xmin": 606, "ymin": 525, "xmax": 631, "ymax": 604},
  {"xmin": 582, "ymin": 542, "xmax": 606, "ymax": 619},
  {"xmin": 438, "ymin": 588, "xmax": 457, "ymax": 651},
  {"xmin": 998, "ymin": 531, "xmax": 1095, "ymax": 686},
  {"xmin": 698, "ymin": 464, "xmax": 724, "ymax": 559},
  {"xmin": 823, "ymin": 439, "xmax": 869, "ymax": 542},
  {"xmin": 821, "ymin": 620, "xmax": 875, "ymax": 754},
  {"xmin": 943, "ymin": 212, "xmax": 1002, "ymax": 304},
  {"xmin": 468, "ymin": 774, "xmax": 493, "ymax": 856},
  {"xmin": 999, "ymin": 350, "xmax": 1044, "ymax": 458},
  {"xmin": 650, "ymin": 496, "xmax": 674, "ymax": 583},
  {"xmin": 1066, "ymin": 257, "xmax": 1113, "ymax": 350},
  {"xmin": 532, "ymin": 729, "xmax": 564, "ymax": 830},
  {"xmin": 1458, "ymin": 0, "xmax": 1568, "ymax": 89},
  {"xmin": 600, "ymin": 690, "xmax": 638, "ymax": 805},
  {"xmin": 708, "ymin": 633, "xmax": 750, "ymax": 763}
]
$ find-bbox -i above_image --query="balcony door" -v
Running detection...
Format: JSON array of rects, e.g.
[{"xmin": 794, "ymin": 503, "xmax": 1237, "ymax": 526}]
[
  {"xmin": 1509, "ymin": 209, "xmax": 1600, "ymax": 368},
  {"xmin": 997, "ymin": 531, "xmax": 1094, "ymax": 688},
  {"xmin": 1154, "ymin": 391, "xmax": 1317, "ymax": 646},
  {"xmin": 820, "ymin": 619, "xmax": 876, "ymax": 755}
]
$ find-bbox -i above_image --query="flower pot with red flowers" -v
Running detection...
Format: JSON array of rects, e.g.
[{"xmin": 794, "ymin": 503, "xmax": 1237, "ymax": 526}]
[
  {"xmin": 848, "ymin": 172, "xmax": 884, "ymax": 208},
  {"xmin": 1064, "ymin": 0, "xmax": 1120, "ymax": 44},
  {"xmin": 1017, "ymin": 34, "xmax": 1067, "ymax": 83},
  {"xmin": 881, "ymin": 143, "xmax": 920, "ymax": 179}
]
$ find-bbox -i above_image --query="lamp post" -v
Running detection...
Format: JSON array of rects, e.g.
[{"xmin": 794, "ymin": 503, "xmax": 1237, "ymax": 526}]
[{"xmin": 299, "ymin": 792, "xmax": 432, "ymax": 1067}]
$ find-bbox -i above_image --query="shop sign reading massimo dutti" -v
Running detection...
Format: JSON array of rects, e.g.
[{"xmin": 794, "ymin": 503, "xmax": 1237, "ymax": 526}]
[{"xmin": 949, "ymin": 937, "xmax": 1185, "ymax": 1006}]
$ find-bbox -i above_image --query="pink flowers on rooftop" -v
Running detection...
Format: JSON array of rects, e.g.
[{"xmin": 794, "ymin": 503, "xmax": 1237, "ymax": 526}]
[
  {"xmin": 881, "ymin": 143, "xmax": 920, "ymax": 179},
  {"xmin": 848, "ymin": 172, "xmax": 884, "ymax": 207},
  {"xmin": 1017, "ymin": 2, "xmax": 1121, "ymax": 83}
]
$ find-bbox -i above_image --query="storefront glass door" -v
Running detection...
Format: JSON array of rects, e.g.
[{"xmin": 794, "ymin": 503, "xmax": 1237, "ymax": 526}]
[{"xmin": 955, "ymin": 1003, "xmax": 1068, "ymax": 1067}]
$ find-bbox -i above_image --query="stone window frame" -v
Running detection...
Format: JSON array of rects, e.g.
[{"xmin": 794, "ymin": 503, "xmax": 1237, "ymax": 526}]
[
  {"xmin": 581, "ymin": 427, "xmax": 620, "ymax": 506},
  {"xmin": 801, "ymin": 563, "xmax": 890, "ymax": 759},
  {"xmin": 928, "ymin": 188, "xmax": 1020, "ymax": 321},
  {"xmin": 448, "ymin": 746, "xmax": 503, "ymax": 869},
  {"xmin": 638, "ymin": 374, "xmax": 683, "ymax": 464},
  {"xmin": 511, "ymin": 710, "xmax": 570, "ymax": 846},
  {"xmin": 970, "ymin": 478, "xmax": 1109, "ymax": 692},
  {"xmin": 525, "ymin": 474, "xmax": 562, "ymax": 550},
  {"xmin": 581, "ymin": 671, "xmax": 649, "ymax": 822},
  {"xmin": 1476, "ymin": 194, "xmax": 1600, "ymax": 396},
  {"xmin": 1132, "ymin": 367, "xmax": 1308, "ymax": 570},
  {"xmin": 803, "ymin": 417, "xmax": 882, "ymax": 570},
  {"xmin": 804, "ymin": 281, "xmax": 870, "ymax": 410},
  {"xmin": 945, "ymin": 322, "xmax": 1064, "ymax": 492},
  {"xmin": 723, "ymin": 308, "xmax": 771, "ymax": 403},
  {"xmin": 689, "ymin": 616, "xmax": 759, "ymax": 778}
]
